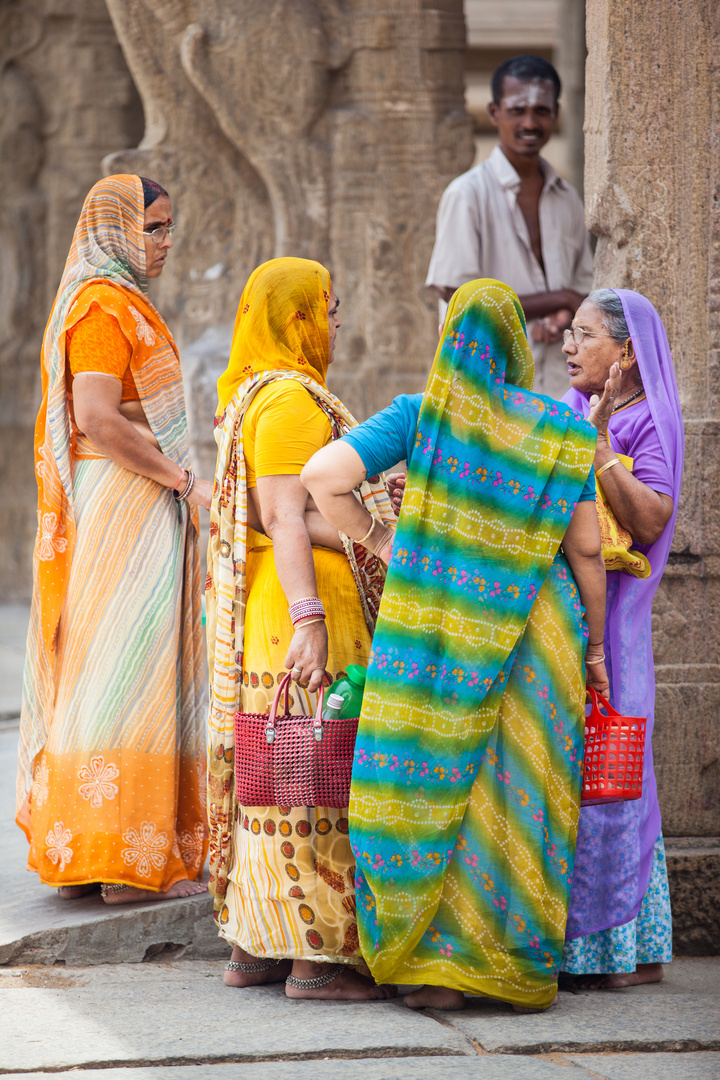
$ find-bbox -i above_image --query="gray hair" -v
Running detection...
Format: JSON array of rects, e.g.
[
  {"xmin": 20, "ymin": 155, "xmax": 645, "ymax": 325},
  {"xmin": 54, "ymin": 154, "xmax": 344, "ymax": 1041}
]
[{"xmin": 586, "ymin": 289, "xmax": 629, "ymax": 344}]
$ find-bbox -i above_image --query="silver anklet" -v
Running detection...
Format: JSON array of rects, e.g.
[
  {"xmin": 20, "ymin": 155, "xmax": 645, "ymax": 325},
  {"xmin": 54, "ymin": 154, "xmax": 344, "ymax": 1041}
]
[
  {"xmin": 226, "ymin": 958, "xmax": 282, "ymax": 973},
  {"xmin": 286, "ymin": 963, "xmax": 343, "ymax": 990},
  {"xmin": 100, "ymin": 883, "xmax": 129, "ymax": 899}
]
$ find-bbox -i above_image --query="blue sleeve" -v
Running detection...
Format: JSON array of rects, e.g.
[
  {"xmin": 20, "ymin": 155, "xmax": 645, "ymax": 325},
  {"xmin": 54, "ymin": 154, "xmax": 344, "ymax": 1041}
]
[
  {"xmin": 577, "ymin": 468, "xmax": 596, "ymax": 502},
  {"xmin": 341, "ymin": 394, "xmax": 423, "ymax": 477}
]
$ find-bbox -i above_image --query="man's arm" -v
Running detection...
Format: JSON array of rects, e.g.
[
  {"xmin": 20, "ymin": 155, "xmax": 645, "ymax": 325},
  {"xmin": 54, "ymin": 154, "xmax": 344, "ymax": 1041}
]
[{"xmin": 426, "ymin": 180, "xmax": 481, "ymax": 302}]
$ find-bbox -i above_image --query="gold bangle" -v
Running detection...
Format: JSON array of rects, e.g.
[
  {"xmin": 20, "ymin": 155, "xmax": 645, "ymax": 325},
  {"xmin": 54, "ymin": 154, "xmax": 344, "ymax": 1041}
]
[
  {"xmin": 585, "ymin": 654, "xmax": 606, "ymax": 664},
  {"xmin": 595, "ymin": 458, "xmax": 621, "ymax": 479},
  {"xmin": 356, "ymin": 515, "xmax": 375, "ymax": 545},
  {"xmin": 294, "ymin": 617, "xmax": 326, "ymax": 627}
]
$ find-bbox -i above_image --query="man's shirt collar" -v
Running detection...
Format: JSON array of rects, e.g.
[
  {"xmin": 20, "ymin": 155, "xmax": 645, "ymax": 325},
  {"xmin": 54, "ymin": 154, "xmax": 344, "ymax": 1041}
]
[{"xmin": 488, "ymin": 145, "xmax": 566, "ymax": 193}]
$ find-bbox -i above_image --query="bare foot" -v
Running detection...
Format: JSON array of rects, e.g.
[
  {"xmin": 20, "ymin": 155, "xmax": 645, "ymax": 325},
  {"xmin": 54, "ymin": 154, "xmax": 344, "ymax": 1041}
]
[
  {"xmin": 404, "ymin": 985, "xmax": 466, "ymax": 1011},
  {"xmin": 285, "ymin": 962, "xmax": 396, "ymax": 1001},
  {"xmin": 102, "ymin": 879, "xmax": 208, "ymax": 905},
  {"xmin": 512, "ymin": 992, "xmax": 559, "ymax": 1013},
  {"xmin": 224, "ymin": 946, "xmax": 291, "ymax": 987},
  {"xmin": 600, "ymin": 963, "xmax": 664, "ymax": 989},
  {"xmin": 57, "ymin": 884, "xmax": 99, "ymax": 900},
  {"xmin": 560, "ymin": 963, "xmax": 664, "ymax": 990}
]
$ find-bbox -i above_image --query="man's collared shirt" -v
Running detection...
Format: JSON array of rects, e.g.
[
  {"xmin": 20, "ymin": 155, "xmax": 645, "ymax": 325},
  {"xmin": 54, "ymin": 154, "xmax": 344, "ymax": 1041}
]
[{"xmin": 426, "ymin": 146, "xmax": 594, "ymax": 397}]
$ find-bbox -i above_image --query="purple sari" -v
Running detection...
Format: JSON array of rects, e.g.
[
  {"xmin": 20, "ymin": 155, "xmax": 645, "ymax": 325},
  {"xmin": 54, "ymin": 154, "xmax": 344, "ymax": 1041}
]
[{"xmin": 563, "ymin": 290, "xmax": 684, "ymax": 938}]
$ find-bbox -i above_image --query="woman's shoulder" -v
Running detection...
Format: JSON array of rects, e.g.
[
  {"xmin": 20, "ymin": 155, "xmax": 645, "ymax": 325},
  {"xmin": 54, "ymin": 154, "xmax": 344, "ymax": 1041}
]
[
  {"xmin": 246, "ymin": 378, "xmax": 327, "ymax": 427},
  {"xmin": 607, "ymin": 397, "xmax": 654, "ymax": 452}
]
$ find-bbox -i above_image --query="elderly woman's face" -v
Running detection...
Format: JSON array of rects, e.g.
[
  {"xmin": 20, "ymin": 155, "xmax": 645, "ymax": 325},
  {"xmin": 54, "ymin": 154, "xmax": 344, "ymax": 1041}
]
[
  {"xmin": 563, "ymin": 301, "xmax": 625, "ymax": 395},
  {"xmin": 327, "ymin": 289, "xmax": 341, "ymax": 364},
  {"xmin": 142, "ymin": 195, "xmax": 173, "ymax": 279}
]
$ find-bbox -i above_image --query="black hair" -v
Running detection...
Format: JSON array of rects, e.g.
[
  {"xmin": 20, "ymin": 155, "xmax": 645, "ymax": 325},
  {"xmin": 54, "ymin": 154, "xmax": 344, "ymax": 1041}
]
[
  {"xmin": 139, "ymin": 176, "xmax": 169, "ymax": 209},
  {"xmin": 491, "ymin": 56, "xmax": 562, "ymax": 107}
]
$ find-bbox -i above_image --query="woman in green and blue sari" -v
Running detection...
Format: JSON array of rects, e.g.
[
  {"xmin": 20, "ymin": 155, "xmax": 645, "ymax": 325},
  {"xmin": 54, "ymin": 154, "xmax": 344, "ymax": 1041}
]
[{"xmin": 302, "ymin": 279, "xmax": 608, "ymax": 1010}]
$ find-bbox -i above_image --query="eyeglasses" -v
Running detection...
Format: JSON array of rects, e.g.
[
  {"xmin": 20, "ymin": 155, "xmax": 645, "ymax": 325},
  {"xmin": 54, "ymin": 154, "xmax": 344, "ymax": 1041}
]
[
  {"xmin": 142, "ymin": 223, "xmax": 176, "ymax": 245},
  {"xmin": 563, "ymin": 327, "xmax": 615, "ymax": 347}
]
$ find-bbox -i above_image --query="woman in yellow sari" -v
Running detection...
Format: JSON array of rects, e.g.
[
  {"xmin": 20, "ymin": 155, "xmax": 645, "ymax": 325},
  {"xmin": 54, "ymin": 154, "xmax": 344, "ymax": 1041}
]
[
  {"xmin": 206, "ymin": 257, "xmax": 396, "ymax": 1000},
  {"xmin": 17, "ymin": 175, "xmax": 209, "ymax": 903}
]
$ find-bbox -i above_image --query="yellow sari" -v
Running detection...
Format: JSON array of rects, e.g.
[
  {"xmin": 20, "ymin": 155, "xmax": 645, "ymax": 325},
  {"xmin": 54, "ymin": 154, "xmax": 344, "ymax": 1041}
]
[{"xmin": 206, "ymin": 258, "xmax": 394, "ymax": 961}]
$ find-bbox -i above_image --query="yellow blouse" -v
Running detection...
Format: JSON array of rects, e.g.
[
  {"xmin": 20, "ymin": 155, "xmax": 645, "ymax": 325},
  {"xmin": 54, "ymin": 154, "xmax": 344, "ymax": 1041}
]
[{"xmin": 243, "ymin": 381, "xmax": 332, "ymax": 489}]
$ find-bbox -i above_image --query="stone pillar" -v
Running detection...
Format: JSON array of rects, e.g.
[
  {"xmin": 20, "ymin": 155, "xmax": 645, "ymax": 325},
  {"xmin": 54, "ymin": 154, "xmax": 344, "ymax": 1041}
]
[
  {"xmin": 103, "ymin": 0, "xmax": 474, "ymax": 485},
  {"xmin": 585, "ymin": 0, "xmax": 720, "ymax": 952},
  {"xmin": 0, "ymin": 0, "xmax": 143, "ymax": 600}
]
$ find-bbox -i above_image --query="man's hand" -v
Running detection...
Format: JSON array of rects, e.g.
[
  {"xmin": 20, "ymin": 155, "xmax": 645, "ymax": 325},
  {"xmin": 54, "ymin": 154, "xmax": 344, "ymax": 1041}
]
[{"xmin": 531, "ymin": 307, "xmax": 573, "ymax": 344}]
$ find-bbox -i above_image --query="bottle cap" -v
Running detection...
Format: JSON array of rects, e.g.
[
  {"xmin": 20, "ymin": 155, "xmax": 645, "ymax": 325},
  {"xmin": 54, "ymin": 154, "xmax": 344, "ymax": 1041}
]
[
  {"xmin": 346, "ymin": 664, "xmax": 367, "ymax": 687},
  {"xmin": 327, "ymin": 693, "xmax": 345, "ymax": 710}
]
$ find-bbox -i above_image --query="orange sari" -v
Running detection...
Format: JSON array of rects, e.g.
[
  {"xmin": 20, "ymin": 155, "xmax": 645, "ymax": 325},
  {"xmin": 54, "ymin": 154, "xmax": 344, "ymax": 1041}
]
[{"xmin": 16, "ymin": 175, "xmax": 207, "ymax": 891}]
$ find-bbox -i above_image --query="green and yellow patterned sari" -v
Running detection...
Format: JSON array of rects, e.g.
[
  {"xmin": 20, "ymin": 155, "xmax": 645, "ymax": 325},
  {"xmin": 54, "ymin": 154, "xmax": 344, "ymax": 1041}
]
[{"xmin": 350, "ymin": 280, "xmax": 596, "ymax": 1008}]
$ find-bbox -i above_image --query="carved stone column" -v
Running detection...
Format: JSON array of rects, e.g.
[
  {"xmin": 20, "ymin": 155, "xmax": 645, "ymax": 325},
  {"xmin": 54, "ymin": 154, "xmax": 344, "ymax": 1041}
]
[
  {"xmin": 0, "ymin": 0, "xmax": 142, "ymax": 600},
  {"xmin": 585, "ymin": 0, "xmax": 720, "ymax": 952},
  {"xmin": 103, "ymin": 0, "xmax": 474, "ymax": 486}
]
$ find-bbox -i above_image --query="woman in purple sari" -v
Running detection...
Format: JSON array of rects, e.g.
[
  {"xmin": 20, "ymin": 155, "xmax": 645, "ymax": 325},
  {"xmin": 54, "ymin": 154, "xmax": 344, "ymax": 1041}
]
[{"xmin": 559, "ymin": 289, "xmax": 683, "ymax": 987}]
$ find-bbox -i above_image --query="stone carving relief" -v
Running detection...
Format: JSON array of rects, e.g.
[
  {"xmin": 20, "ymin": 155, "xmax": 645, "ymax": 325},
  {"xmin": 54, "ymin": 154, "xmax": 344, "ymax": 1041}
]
[
  {"xmin": 103, "ymin": 0, "xmax": 474, "ymax": 480},
  {"xmin": 0, "ymin": 0, "xmax": 144, "ymax": 599}
]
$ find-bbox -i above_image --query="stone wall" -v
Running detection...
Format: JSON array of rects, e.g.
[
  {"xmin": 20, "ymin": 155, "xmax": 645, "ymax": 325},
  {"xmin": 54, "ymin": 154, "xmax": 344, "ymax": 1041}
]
[
  {"xmin": 585, "ymin": 0, "xmax": 720, "ymax": 949},
  {"xmin": 0, "ymin": 0, "xmax": 143, "ymax": 600},
  {"xmin": 103, "ymin": 0, "xmax": 474, "ymax": 488}
]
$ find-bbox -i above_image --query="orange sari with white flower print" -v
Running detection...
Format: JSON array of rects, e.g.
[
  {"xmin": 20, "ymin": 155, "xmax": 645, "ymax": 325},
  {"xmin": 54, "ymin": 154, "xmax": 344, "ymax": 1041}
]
[{"xmin": 16, "ymin": 175, "xmax": 207, "ymax": 891}]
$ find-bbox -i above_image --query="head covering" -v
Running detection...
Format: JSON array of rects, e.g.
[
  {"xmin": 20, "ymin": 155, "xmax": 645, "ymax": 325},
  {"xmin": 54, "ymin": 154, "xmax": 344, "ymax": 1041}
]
[
  {"xmin": 216, "ymin": 257, "xmax": 331, "ymax": 412},
  {"xmin": 351, "ymin": 280, "xmax": 597, "ymax": 984},
  {"xmin": 34, "ymin": 174, "xmax": 189, "ymax": 656},
  {"xmin": 563, "ymin": 289, "xmax": 684, "ymax": 938}
]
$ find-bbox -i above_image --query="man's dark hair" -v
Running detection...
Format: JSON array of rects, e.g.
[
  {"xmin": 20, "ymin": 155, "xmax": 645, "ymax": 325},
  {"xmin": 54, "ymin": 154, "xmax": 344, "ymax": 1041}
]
[
  {"xmin": 491, "ymin": 56, "xmax": 562, "ymax": 107},
  {"xmin": 139, "ymin": 176, "xmax": 169, "ymax": 209}
]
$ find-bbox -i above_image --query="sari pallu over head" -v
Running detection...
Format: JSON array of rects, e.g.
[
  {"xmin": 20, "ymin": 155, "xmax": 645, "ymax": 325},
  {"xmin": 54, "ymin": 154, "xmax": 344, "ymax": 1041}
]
[
  {"xmin": 33, "ymin": 174, "xmax": 195, "ymax": 659},
  {"xmin": 350, "ymin": 279, "xmax": 597, "ymax": 983},
  {"xmin": 563, "ymin": 290, "xmax": 684, "ymax": 938},
  {"xmin": 206, "ymin": 257, "xmax": 394, "ymax": 913}
]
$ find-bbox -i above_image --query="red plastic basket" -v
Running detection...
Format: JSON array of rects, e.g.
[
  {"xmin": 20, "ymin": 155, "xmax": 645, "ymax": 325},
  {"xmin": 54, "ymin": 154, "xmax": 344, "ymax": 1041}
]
[
  {"xmin": 234, "ymin": 672, "xmax": 358, "ymax": 808},
  {"xmin": 581, "ymin": 688, "xmax": 646, "ymax": 806}
]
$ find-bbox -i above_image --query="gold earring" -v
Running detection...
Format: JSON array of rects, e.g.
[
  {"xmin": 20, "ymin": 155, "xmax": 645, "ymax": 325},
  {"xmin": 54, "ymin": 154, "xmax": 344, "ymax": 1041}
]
[{"xmin": 620, "ymin": 339, "xmax": 632, "ymax": 370}]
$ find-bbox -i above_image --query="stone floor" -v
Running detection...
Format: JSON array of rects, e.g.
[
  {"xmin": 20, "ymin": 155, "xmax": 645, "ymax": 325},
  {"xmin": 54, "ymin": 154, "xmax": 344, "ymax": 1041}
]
[{"xmin": 2, "ymin": 604, "xmax": 719, "ymax": 1078}]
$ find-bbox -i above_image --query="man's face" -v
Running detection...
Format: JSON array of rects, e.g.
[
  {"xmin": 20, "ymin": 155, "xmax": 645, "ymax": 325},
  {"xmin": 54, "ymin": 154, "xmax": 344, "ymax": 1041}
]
[{"xmin": 488, "ymin": 76, "xmax": 558, "ymax": 157}]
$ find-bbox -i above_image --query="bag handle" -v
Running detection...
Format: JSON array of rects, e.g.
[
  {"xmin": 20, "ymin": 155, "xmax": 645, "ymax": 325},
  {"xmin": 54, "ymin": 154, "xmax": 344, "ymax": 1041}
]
[
  {"xmin": 586, "ymin": 686, "xmax": 623, "ymax": 720},
  {"xmin": 265, "ymin": 671, "xmax": 327, "ymax": 745}
]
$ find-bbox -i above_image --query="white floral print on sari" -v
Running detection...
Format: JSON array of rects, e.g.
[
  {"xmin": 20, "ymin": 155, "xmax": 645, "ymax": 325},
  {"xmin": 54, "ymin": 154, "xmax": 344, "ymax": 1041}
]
[
  {"xmin": 32, "ymin": 759, "xmax": 50, "ymax": 809},
  {"xmin": 37, "ymin": 512, "xmax": 67, "ymax": 562},
  {"xmin": 178, "ymin": 822, "xmax": 205, "ymax": 871},
  {"xmin": 46, "ymin": 822, "xmax": 73, "ymax": 870},
  {"xmin": 128, "ymin": 305, "xmax": 156, "ymax": 346},
  {"xmin": 78, "ymin": 756, "xmax": 120, "ymax": 808},
  {"xmin": 121, "ymin": 821, "xmax": 168, "ymax": 877}
]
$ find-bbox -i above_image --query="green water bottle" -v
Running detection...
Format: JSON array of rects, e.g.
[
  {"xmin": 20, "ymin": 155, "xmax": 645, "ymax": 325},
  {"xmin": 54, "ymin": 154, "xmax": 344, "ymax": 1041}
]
[{"xmin": 323, "ymin": 664, "xmax": 367, "ymax": 719}]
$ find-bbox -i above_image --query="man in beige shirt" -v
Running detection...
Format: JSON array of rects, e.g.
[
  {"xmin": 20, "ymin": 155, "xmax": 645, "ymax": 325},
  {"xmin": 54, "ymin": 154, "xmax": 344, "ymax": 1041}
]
[{"xmin": 427, "ymin": 55, "xmax": 593, "ymax": 399}]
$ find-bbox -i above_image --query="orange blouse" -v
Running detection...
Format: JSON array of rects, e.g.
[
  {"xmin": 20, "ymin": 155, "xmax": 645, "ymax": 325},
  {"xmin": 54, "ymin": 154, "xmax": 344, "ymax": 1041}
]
[{"xmin": 66, "ymin": 302, "xmax": 139, "ymax": 401}]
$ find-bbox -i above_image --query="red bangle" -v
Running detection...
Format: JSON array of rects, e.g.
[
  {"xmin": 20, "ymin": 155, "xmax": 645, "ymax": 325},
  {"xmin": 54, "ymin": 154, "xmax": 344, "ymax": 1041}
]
[{"xmin": 172, "ymin": 467, "xmax": 186, "ymax": 492}]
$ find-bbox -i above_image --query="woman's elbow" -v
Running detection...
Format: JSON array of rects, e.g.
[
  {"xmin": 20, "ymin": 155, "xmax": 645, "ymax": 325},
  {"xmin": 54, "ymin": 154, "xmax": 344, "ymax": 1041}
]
[{"xmin": 300, "ymin": 458, "xmax": 322, "ymax": 495}]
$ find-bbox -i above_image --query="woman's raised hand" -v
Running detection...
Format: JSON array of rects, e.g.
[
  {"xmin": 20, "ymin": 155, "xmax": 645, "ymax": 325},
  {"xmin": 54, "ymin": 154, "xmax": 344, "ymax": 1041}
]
[
  {"xmin": 285, "ymin": 620, "xmax": 329, "ymax": 693},
  {"xmin": 587, "ymin": 362, "xmax": 622, "ymax": 439}
]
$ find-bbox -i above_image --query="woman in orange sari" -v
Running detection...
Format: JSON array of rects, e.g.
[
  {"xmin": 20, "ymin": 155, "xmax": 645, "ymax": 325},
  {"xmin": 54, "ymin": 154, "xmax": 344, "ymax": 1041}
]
[{"xmin": 16, "ymin": 175, "xmax": 210, "ymax": 904}]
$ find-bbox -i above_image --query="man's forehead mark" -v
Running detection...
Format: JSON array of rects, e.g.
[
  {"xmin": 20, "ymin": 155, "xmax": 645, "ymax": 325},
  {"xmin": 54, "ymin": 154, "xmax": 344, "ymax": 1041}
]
[{"xmin": 503, "ymin": 81, "xmax": 555, "ymax": 109}]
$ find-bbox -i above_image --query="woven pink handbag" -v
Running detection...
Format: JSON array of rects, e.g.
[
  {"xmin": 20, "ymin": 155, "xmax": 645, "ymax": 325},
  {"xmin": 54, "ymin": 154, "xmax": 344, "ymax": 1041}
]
[{"xmin": 234, "ymin": 672, "xmax": 358, "ymax": 808}]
